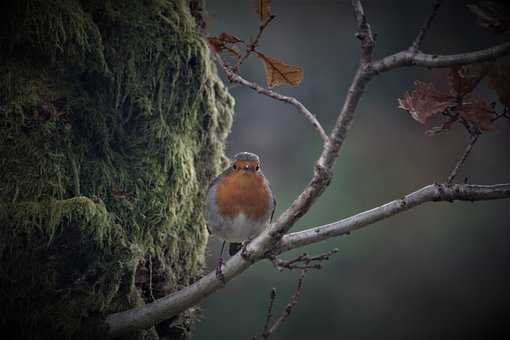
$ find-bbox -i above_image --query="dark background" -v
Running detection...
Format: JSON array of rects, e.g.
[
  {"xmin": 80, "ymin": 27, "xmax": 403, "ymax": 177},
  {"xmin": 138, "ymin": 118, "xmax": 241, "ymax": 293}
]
[{"xmin": 196, "ymin": 1, "xmax": 510, "ymax": 339}]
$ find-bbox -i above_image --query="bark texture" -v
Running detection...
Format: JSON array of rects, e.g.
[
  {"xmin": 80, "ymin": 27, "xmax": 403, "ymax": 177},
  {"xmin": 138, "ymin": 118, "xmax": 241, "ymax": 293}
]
[{"xmin": 0, "ymin": 0, "xmax": 233, "ymax": 338}]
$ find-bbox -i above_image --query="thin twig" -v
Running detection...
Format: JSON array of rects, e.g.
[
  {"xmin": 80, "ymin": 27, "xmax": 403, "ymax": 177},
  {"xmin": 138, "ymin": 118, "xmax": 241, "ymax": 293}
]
[
  {"xmin": 261, "ymin": 288, "xmax": 277, "ymax": 337},
  {"xmin": 447, "ymin": 133, "xmax": 480, "ymax": 184},
  {"xmin": 260, "ymin": 270, "xmax": 306, "ymax": 340},
  {"xmin": 270, "ymin": 248, "xmax": 339, "ymax": 271},
  {"xmin": 352, "ymin": 0, "xmax": 375, "ymax": 64},
  {"xmin": 215, "ymin": 54, "xmax": 330, "ymax": 144},
  {"xmin": 491, "ymin": 106, "xmax": 510, "ymax": 122},
  {"xmin": 410, "ymin": 0, "xmax": 443, "ymax": 52},
  {"xmin": 237, "ymin": 15, "xmax": 276, "ymax": 70}
]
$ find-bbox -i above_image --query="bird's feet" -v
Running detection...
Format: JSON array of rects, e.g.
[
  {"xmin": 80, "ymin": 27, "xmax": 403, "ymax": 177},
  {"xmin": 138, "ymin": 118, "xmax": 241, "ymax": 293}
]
[
  {"xmin": 215, "ymin": 257, "xmax": 226, "ymax": 285},
  {"xmin": 241, "ymin": 236, "xmax": 255, "ymax": 260}
]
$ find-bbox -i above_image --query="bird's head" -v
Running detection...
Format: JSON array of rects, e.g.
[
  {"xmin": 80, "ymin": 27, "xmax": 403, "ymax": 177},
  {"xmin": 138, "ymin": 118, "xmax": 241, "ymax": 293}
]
[{"xmin": 232, "ymin": 152, "xmax": 261, "ymax": 174}]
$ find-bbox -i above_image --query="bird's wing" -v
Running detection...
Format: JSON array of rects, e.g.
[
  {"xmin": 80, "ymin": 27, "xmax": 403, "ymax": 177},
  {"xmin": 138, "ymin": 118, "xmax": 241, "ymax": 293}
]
[
  {"xmin": 270, "ymin": 195, "xmax": 276, "ymax": 223},
  {"xmin": 207, "ymin": 166, "xmax": 233, "ymax": 191},
  {"xmin": 265, "ymin": 177, "xmax": 276, "ymax": 223}
]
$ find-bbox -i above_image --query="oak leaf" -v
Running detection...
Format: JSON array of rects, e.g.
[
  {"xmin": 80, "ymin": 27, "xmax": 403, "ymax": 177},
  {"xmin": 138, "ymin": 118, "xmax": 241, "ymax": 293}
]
[
  {"xmin": 256, "ymin": 0, "xmax": 272, "ymax": 25},
  {"xmin": 207, "ymin": 33, "xmax": 242, "ymax": 60},
  {"xmin": 224, "ymin": 45, "xmax": 242, "ymax": 60},
  {"xmin": 207, "ymin": 37, "xmax": 224, "ymax": 53},
  {"xmin": 457, "ymin": 96, "xmax": 495, "ymax": 131},
  {"xmin": 218, "ymin": 32, "xmax": 242, "ymax": 44},
  {"xmin": 256, "ymin": 52, "xmax": 304, "ymax": 88},
  {"xmin": 487, "ymin": 63, "xmax": 510, "ymax": 106},
  {"xmin": 448, "ymin": 63, "xmax": 491, "ymax": 97},
  {"xmin": 398, "ymin": 81, "xmax": 454, "ymax": 124}
]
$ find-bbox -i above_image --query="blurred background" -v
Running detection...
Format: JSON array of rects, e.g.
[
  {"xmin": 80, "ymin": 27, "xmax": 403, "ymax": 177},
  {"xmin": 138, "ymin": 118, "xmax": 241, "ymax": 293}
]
[{"xmin": 196, "ymin": 1, "xmax": 510, "ymax": 339}]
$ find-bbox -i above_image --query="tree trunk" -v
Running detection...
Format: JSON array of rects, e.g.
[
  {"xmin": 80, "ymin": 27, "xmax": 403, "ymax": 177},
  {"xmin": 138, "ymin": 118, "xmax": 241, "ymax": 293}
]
[{"xmin": 0, "ymin": 0, "xmax": 233, "ymax": 338}]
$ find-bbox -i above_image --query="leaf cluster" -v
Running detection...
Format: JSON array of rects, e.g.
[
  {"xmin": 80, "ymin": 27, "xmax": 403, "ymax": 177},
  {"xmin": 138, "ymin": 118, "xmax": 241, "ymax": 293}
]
[
  {"xmin": 207, "ymin": 0, "xmax": 304, "ymax": 88},
  {"xmin": 398, "ymin": 63, "xmax": 510, "ymax": 134}
]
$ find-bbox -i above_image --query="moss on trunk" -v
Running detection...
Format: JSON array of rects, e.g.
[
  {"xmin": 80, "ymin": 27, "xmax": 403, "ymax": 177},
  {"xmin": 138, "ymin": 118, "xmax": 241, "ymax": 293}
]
[{"xmin": 0, "ymin": 0, "xmax": 233, "ymax": 338}]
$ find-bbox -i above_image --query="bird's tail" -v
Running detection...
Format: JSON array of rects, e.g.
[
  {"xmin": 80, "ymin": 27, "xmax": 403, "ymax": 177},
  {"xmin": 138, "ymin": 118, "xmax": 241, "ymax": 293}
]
[{"xmin": 229, "ymin": 242, "xmax": 242, "ymax": 256}]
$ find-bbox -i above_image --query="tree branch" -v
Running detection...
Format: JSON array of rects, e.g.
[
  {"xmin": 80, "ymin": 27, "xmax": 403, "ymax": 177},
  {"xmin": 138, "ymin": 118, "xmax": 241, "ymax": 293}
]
[
  {"xmin": 260, "ymin": 270, "xmax": 306, "ymax": 340},
  {"xmin": 270, "ymin": 248, "xmax": 339, "ymax": 271},
  {"xmin": 278, "ymin": 183, "xmax": 510, "ymax": 252},
  {"xmin": 371, "ymin": 42, "xmax": 510, "ymax": 73},
  {"xmin": 352, "ymin": 0, "xmax": 375, "ymax": 63},
  {"xmin": 410, "ymin": 0, "xmax": 443, "ymax": 52},
  {"xmin": 106, "ymin": 183, "xmax": 510, "ymax": 336}
]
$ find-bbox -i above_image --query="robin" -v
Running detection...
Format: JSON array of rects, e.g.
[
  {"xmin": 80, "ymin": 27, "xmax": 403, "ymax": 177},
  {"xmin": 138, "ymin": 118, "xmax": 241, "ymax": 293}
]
[{"xmin": 206, "ymin": 152, "xmax": 276, "ymax": 279}]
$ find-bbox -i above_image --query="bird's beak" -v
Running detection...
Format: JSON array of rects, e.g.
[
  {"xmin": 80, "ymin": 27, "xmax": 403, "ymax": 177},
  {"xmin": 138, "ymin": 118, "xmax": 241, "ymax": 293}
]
[{"xmin": 242, "ymin": 165, "xmax": 256, "ymax": 173}]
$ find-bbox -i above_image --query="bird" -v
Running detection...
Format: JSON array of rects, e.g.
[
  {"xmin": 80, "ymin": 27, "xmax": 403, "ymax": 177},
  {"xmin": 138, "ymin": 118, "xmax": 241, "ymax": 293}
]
[{"xmin": 205, "ymin": 152, "xmax": 276, "ymax": 279}]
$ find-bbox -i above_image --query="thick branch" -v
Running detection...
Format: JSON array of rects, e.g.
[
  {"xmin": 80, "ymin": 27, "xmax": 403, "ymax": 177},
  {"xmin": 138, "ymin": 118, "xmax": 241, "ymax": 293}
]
[
  {"xmin": 371, "ymin": 42, "xmax": 510, "ymax": 73},
  {"xmin": 106, "ymin": 254, "xmax": 253, "ymax": 336},
  {"xmin": 106, "ymin": 183, "xmax": 510, "ymax": 336},
  {"xmin": 279, "ymin": 183, "xmax": 510, "ymax": 252}
]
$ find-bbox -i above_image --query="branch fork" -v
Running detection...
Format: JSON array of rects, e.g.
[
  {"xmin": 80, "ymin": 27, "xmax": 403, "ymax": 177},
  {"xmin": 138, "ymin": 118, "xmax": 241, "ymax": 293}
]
[{"xmin": 269, "ymin": 248, "xmax": 339, "ymax": 272}]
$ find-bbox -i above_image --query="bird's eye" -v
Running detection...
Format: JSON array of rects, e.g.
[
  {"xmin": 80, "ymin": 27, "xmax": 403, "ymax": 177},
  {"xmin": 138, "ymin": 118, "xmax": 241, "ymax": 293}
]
[
  {"xmin": 256, "ymin": 165, "xmax": 260, "ymax": 171},
  {"xmin": 233, "ymin": 164, "xmax": 237, "ymax": 170}
]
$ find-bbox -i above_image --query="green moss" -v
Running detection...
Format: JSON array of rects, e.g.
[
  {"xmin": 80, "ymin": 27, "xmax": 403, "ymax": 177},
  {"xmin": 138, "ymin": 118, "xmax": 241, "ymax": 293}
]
[{"xmin": 0, "ymin": 0, "xmax": 234, "ymax": 338}]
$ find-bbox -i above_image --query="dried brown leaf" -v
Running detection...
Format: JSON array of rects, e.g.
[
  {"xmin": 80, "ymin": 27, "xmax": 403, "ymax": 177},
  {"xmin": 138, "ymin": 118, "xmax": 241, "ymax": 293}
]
[
  {"xmin": 487, "ymin": 63, "xmax": 510, "ymax": 106},
  {"xmin": 256, "ymin": 52, "xmax": 304, "ymax": 88},
  {"xmin": 256, "ymin": 0, "xmax": 272, "ymax": 25},
  {"xmin": 458, "ymin": 96, "xmax": 495, "ymax": 131},
  {"xmin": 218, "ymin": 32, "xmax": 242, "ymax": 44},
  {"xmin": 398, "ymin": 81, "xmax": 455, "ymax": 124},
  {"xmin": 224, "ymin": 46, "xmax": 242, "ymax": 60},
  {"xmin": 207, "ymin": 37, "xmax": 223, "ymax": 53},
  {"xmin": 207, "ymin": 34, "xmax": 242, "ymax": 60},
  {"xmin": 448, "ymin": 63, "xmax": 491, "ymax": 97}
]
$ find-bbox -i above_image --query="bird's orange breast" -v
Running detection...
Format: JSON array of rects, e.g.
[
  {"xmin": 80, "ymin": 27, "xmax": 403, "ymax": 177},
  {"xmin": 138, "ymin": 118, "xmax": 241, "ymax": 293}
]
[{"xmin": 215, "ymin": 171, "xmax": 270, "ymax": 221}]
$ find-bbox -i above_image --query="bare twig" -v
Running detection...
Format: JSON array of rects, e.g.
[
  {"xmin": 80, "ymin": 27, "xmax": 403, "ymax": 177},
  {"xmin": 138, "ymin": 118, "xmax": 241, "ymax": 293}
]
[
  {"xmin": 270, "ymin": 248, "xmax": 339, "ymax": 271},
  {"xmin": 237, "ymin": 15, "xmax": 276, "ymax": 70},
  {"xmin": 216, "ymin": 54, "xmax": 330, "ymax": 144},
  {"xmin": 260, "ymin": 270, "xmax": 306, "ymax": 340},
  {"xmin": 410, "ymin": 0, "xmax": 443, "ymax": 52},
  {"xmin": 491, "ymin": 106, "xmax": 510, "ymax": 122},
  {"xmin": 447, "ymin": 133, "xmax": 480, "ymax": 184},
  {"xmin": 261, "ymin": 288, "xmax": 277, "ymax": 338},
  {"xmin": 352, "ymin": 0, "xmax": 375, "ymax": 64}
]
